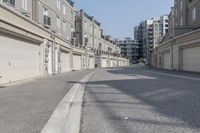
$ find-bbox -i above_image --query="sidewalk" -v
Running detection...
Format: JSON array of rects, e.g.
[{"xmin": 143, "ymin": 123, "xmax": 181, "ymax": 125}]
[{"xmin": 0, "ymin": 69, "xmax": 94, "ymax": 133}]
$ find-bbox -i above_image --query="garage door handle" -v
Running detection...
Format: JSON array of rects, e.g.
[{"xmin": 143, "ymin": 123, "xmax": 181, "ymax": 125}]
[{"xmin": 0, "ymin": 76, "xmax": 2, "ymax": 78}]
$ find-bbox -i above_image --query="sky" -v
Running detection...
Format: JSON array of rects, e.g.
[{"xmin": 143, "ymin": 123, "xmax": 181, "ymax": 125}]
[{"xmin": 73, "ymin": 0, "xmax": 174, "ymax": 39}]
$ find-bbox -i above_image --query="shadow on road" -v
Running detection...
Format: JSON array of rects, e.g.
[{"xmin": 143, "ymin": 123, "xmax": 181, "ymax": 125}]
[{"xmin": 78, "ymin": 67, "xmax": 200, "ymax": 131}]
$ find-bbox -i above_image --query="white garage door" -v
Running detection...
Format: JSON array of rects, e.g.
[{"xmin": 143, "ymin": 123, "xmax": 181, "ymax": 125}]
[
  {"xmin": 110, "ymin": 59, "xmax": 114, "ymax": 67},
  {"xmin": 0, "ymin": 34, "xmax": 41, "ymax": 84},
  {"xmin": 89, "ymin": 57, "xmax": 95, "ymax": 69},
  {"xmin": 73, "ymin": 54, "xmax": 82, "ymax": 70},
  {"xmin": 182, "ymin": 46, "xmax": 200, "ymax": 72},
  {"xmin": 162, "ymin": 52, "xmax": 171, "ymax": 70},
  {"xmin": 101, "ymin": 58, "xmax": 107, "ymax": 68},
  {"xmin": 113, "ymin": 59, "xmax": 117, "ymax": 67},
  {"xmin": 60, "ymin": 50, "xmax": 70, "ymax": 73}
]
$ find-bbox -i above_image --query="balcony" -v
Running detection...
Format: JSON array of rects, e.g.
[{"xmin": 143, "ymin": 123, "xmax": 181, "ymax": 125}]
[{"xmin": 43, "ymin": 15, "xmax": 51, "ymax": 29}]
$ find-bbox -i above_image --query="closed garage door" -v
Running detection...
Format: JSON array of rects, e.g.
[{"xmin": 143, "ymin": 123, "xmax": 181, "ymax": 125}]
[
  {"xmin": 89, "ymin": 57, "xmax": 95, "ymax": 69},
  {"xmin": 73, "ymin": 54, "xmax": 82, "ymax": 70},
  {"xmin": 182, "ymin": 46, "xmax": 200, "ymax": 72},
  {"xmin": 0, "ymin": 34, "xmax": 41, "ymax": 84},
  {"xmin": 110, "ymin": 59, "xmax": 114, "ymax": 67},
  {"xmin": 162, "ymin": 52, "xmax": 171, "ymax": 70},
  {"xmin": 102, "ymin": 58, "xmax": 107, "ymax": 68},
  {"xmin": 60, "ymin": 50, "xmax": 70, "ymax": 73},
  {"xmin": 114, "ymin": 59, "xmax": 117, "ymax": 67}
]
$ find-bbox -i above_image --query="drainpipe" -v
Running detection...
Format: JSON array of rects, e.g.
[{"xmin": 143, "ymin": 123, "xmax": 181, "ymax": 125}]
[
  {"xmin": 51, "ymin": 34, "xmax": 56, "ymax": 75},
  {"xmin": 171, "ymin": 13, "xmax": 175, "ymax": 70}
]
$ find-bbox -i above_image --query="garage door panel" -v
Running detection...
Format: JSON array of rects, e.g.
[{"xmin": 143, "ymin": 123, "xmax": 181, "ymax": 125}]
[
  {"xmin": 162, "ymin": 52, "xmax": 171, "ymax": 70},
  {"xmin": 110, "ymin": 59, "xmax": 113, "ymax": 67},
  {"xmin": 73, "ymin": 54, "xmax": 82, "ymax": 70},
  {"xmin": 0, "ymin": 35, "xmax": 41, "ymax": 84},
  {"xmin": 182, "ymin": 46, "xmax": 200, "ymax": 72},
  {"xmin": 89, "ymin": 57, "xmax": 94, "ymax": 69},
  {"xmin": 102, "ymin": 58, "xmax": 107, "ymax": 68},
  {"xmin": 61, "ymin": 51, "xmax": 70, "ymax": 73}
]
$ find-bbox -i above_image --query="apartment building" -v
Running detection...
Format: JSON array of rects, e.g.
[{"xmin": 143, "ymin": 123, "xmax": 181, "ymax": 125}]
[
  {"xmin": 151, "ymin": 0, "xmax": 200, "ymax": 72},
  {"xmin": 134, "ymin": 16, "xmax": 169, "ymax": 63},
  {"xmin": 115, "ymin": 38, "xmax": 139, "ymax": 64},
  {"xmin": 160, "ymin": 15, "xmax": 169, "ymax": 40},
  {"xmin": 134, "ymin": 25, "xmax": 143, "ymax": 59}
]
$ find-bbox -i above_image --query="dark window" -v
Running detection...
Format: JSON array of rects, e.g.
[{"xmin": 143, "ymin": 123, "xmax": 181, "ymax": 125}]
[
  {"xmin": 3, "ymin": 0, "xmax": 15, "ymax": 6},
  {"xmin": 189, "ymin": 0, "xmax": 193, "ymax": 3}
]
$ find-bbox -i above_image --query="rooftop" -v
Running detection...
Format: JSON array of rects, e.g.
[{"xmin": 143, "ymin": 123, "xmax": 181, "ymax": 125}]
[
  {"xmin": 66, "ymin": 0, "xmax": 74, "ymax": 7},
  {"xmin": 83, "ymin": 12, "xmax": 101, "ymax": 27}
]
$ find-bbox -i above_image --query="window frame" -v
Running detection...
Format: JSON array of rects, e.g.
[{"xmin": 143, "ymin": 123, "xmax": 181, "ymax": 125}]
[{"xmin": 192, "ymin": 7, "xmax": 196, "ymax": 22}]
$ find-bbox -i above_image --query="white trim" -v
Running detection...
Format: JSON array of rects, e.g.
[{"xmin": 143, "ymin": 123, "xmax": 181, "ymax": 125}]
[
  {"xmin": 192, "ymin": 7, "xmax": 196, "ymax": 22},
  {"xmin": 21, "ymin": 0, "xmax": 27, "ymax": 10}
]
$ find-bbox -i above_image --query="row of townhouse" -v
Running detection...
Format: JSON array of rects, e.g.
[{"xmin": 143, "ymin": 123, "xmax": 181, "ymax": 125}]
[
  {"xmin": 0, "ymin": 0, "xmax": 129, "ymax": 84},
  {"xmin": 151, "ymin": 0, "xmax": 200, "ymax": 72},
  {"xmin": 75, "ymin": 10, "xmax": 128, "ymax": 68}
]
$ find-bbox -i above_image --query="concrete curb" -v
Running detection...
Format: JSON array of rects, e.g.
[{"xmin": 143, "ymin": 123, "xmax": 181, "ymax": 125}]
[{"xmin": 40, "ymin": 70, "xmax": 97, "ymax": 133}]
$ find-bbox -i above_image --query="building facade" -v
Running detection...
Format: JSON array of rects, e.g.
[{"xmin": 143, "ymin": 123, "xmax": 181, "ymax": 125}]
[
  {"xmin": 0, "ymin": 1, "xmax": 129, "ymax": 84},
  {"xmin": 134, "ymin": 25, "xmax": 143, "ymax": 59},
  {"xmin": 151, "ymin": 0, "xmax": 200, "ymax": 72},
  {"xmin": 160, "ymin": 15, "xmax": 169, "ymax": 40},
  {"xmin": 134, "ymin": 16, "xmax": 169, "ymax": 63},
  {"xmin": 75, "ymin": 10, "xmax": 125, "ymax": 68},
  {"xmin": 115, "ymin": 38, "xmax": 139, "ymax": 64}
]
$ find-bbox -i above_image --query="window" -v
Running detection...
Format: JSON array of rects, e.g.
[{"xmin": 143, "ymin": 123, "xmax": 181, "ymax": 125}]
[
  {"xmin": 57, "ymin": 16, "xmax": 61, "ymax": 29},
  {"xmin": 189, "ymin": 0, "xmax": 193, "ymax": 3},
  {"xmin": 57, "ymin": 0, "xmax": 61, "ymax": 10},
  {"xmin": 62, "ymin": 21, "xmax": 66, "ymax": 32},
  {"xmin": 180, "ymin": 0, "xmax": 183, "ymax": 11},
  {"xmin": 192, "ymin": 7, "xmax": 196, "ymax": 21},
  {"xmin": 3, "ymin": 0, "xmax": 15, "ymax": 6},
  {"xmin": 22, "ymin": 0, "xmax": 27, "ymax": 10},
  {"xmin": 63, "ymin": 5, "xmax": 66, "ymax": 15},
  {"xmin": 43, "ymin": 7, "xmax": 48, "ymax": 16},
  {"xmin": 71, "ymin": 11, "xmax": 74, "ymax": 20}
]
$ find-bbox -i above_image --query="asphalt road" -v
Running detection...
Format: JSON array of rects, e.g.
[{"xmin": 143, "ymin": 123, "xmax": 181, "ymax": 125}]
[
  {"xmin": 0, "ymin": 69, "xmax": 94, "ymax": 133},
  {"xmin": 81, "ymin": 65, "xmax": 200, "ymax": 133}
]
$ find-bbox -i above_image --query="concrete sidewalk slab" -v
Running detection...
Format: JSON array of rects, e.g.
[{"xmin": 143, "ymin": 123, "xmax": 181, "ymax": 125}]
[
  {"xmin": 0, "ymin": 69, "xmax": 94, "ymax": 133},
  {"xmin": 41, "ymin": 71, "xmax": 97, "ymax": 133}
]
